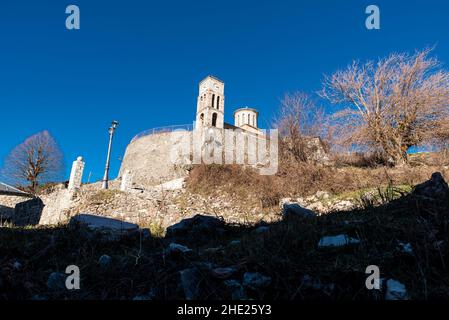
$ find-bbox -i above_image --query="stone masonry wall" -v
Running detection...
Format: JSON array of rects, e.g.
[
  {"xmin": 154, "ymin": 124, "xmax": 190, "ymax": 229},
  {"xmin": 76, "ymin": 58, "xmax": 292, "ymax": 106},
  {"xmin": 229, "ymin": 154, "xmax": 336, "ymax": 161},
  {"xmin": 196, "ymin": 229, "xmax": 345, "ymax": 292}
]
[
  {"xmin": 118, "ymin": 131, "xmax": 193, "ymax": 188},
  {"xmin": 118, "ymin": 128, "xmax": 276, "ymax": 189}
]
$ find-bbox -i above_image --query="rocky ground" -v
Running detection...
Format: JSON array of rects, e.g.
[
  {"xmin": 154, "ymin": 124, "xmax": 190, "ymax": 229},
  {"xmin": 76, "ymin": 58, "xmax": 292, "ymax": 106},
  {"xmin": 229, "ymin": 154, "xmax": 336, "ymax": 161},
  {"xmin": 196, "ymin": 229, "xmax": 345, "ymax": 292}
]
[{"xmin": 0, "ymin": 172, "xmax": 448, "ymax": 300}]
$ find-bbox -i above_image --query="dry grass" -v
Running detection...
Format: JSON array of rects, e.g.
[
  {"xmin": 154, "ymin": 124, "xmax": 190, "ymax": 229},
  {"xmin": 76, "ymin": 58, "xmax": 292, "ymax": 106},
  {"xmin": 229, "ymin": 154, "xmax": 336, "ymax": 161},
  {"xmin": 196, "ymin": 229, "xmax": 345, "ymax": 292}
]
[{"xmin": 186, "ymin": 160, "xmax": 449, "ymax": 211}]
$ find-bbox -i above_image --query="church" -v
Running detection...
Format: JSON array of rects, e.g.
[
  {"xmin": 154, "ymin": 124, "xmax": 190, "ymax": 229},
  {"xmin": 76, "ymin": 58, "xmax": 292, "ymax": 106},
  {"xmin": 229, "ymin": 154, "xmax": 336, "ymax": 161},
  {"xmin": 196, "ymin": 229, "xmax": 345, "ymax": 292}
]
[
  {"xmin": 118, "ymin": 75, "xmax": 273, "ymax": 187},
  {"xmin": 194, "ymin": 75, "xmax": 264, "ymax": 136}
]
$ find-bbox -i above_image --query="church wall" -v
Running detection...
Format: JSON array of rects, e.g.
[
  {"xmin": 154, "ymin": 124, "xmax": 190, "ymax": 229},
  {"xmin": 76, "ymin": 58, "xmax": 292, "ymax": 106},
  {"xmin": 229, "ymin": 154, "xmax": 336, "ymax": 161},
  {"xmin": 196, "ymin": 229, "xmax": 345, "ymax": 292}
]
[
  {"xmin": 118, "ymin": 131, "xmax": 193, "ymax": 188},
  {"xmin": 118, "ymin": 128, "xmax": 273, "ymax": 188}
]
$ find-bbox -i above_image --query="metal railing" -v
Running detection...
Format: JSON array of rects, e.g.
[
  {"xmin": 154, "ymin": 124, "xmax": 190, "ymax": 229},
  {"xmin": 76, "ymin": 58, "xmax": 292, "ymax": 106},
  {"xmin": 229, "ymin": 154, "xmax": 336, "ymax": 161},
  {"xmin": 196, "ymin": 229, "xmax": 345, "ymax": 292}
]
[{"xmin": 131, "ymin": 123, "xmax": 194, "ymax": 143}]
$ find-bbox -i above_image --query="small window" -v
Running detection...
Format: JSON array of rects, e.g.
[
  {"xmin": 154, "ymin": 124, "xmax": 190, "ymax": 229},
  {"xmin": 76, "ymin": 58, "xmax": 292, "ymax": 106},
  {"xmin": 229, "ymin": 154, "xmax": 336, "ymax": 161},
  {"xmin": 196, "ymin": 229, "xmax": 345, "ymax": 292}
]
[
  {"xmin": 212, "ymin": 94, "xmax": 215, "ymax": 108},
  {"xmin": 212, "ymin": 113, "xmax": 218, "ymax": 127},
  {"xmin": 217, "ymin": 96, "xmax": 220, "ymax": 110}
]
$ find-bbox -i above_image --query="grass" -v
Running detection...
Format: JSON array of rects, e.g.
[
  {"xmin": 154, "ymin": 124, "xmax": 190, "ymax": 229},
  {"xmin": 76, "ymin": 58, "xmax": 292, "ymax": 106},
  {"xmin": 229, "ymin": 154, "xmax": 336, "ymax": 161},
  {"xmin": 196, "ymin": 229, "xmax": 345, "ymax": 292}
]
[{"xmin": 1, "ymin": 182, "xmax": 448, "ymax": 300}]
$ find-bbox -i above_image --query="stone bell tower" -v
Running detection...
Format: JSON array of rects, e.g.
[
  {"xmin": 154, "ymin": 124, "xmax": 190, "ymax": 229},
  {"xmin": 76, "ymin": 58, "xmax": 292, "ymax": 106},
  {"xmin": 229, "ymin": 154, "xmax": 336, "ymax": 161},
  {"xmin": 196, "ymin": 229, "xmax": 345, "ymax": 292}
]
[{"xmin": 195, "ymin": 76, "xmax": 225, "ymax": 129}]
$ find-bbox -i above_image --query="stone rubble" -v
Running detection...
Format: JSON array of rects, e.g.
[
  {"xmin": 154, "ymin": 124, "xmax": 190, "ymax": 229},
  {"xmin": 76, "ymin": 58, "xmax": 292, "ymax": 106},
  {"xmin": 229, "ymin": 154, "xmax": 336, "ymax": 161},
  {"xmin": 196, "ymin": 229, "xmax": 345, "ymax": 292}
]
[
  {"xmin": 385, "ymin": 279, "xmax": 408, "ymax": 300},
  {"xmin": 98, "ymin": 255, "xmax": 112, "ymax": 268},
  {"xmin": 242, "ymin": 272, "xmax": 272, "ymax": 290},
  {"xmin": 318, "ymin": 235, "xmax": 360, "ymax": 248}
]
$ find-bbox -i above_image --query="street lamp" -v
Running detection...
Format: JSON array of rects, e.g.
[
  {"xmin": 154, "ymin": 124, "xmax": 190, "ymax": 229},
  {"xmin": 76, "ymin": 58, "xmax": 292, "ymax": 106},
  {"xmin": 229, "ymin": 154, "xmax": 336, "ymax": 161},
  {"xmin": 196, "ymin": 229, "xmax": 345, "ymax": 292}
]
[{"xmin": 102, "ymin": 120, "xmax": 119, "ymax": 189}]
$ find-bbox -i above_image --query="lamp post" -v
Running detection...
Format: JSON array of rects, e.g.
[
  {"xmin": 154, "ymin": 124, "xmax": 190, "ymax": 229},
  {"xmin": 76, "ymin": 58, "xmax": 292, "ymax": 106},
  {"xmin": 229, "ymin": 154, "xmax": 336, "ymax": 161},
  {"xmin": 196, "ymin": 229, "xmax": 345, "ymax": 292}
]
[{"xmin": 102, "ymin": 120, "xmax": 119, "ymax": 189}]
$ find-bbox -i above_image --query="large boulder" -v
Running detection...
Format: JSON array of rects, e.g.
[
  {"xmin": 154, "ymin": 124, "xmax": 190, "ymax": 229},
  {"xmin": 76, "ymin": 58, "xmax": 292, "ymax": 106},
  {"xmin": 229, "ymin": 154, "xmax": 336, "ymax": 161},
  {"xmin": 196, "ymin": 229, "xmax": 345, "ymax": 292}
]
[
  {"xmin": 413, "ymin": 172, "xmax": 449, "ymax": 200},
  {"xmin": 12, "ymin": 198, "xmax": 44, "ymax": 226},
  {"xmin": 282, "ymin": 203, "xmax": 317, "ymax": 219},
  {"xmin": 71, "ymin": 214, "xmax": 139, "ymax": 232},
  {"xmin": 166, "ymin": 214, "xmax": 226, "ymax": 242}
]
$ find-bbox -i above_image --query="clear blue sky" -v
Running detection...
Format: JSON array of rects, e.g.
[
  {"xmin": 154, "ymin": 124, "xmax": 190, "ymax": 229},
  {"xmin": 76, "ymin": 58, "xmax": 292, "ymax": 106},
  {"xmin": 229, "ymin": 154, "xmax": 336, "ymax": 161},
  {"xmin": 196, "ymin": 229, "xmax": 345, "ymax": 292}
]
[{"xmin": 0, "ymin": 0, "xmax": 448, "ymax": 183}]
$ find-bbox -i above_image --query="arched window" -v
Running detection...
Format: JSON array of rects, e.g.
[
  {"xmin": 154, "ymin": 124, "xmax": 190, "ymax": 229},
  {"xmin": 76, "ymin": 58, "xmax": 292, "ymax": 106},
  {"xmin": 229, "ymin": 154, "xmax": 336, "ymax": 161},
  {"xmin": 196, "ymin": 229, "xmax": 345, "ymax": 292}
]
[
  {"xmin": 212, "ymin": 94, "xmax": 215, "ymax": 108},
  {"xmin": 212, "ymin": 113, "xmax": 218, "ymax": 127},
  {"xmin": 200, "ymin": 113, "xmax": 204, "ymax": 125},
  {"xmin": 217, "ymin": 96, "xmax": 220, "ymax": 110},
  {"xmin": 253, "ymin": 115, "xmax": 255, "ymax": 127},
  {"xmin": 247, "ymin": 114, "xmax": 250, "ymax": 124}
]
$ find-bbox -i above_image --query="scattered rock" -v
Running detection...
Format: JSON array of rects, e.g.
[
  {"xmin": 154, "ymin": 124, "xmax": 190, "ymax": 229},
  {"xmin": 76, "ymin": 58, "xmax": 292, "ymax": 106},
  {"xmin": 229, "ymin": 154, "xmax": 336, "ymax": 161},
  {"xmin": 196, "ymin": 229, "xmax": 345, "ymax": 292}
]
[
  {"xmin": 99, "ymin": 255, "xmax": 112, "ymax": 268},
  {"xmin": 315, "ymin": 191, "xmax": 331, "ymax": 200},
  {"xmin": 167, "ymin": 243, "xmax": 192, "ymax": 255},
  {"xmin": 282, "ymin": 203, "xmax": 317, "ymax": 219},
  {"xmin": 397, "ymin": 242, "xmax": 413, "ymax": 255},
  {"xmin": 307, "ymin": 202, "xmax": 326, "ymax": 213},
  {"xmin": 242, "ymin": 272, "xmax": 271, "ymax": 290},
  {"xmin": 224, "ymin": 280, "xmax": 247, "ymax": 300},
  {"xmin": 166, "ymin": 214, "xmax": 226, "ymax": 242},
  {"xmin": 12, "ymin": 261, "xmax": 22, "ymax": 270},
  {"xmin": 330, "ymin": 200, "xmax": 356, "ymax": 212},
  {"xmin": 46, "ymin": 272, "xmax": 66, "ymax": 291},
  {"xmin": 385, "ymin": 279, "xmax": 408, "ymax": 300},
  {"xmin": 279, "ymin": 198, "xmax": 293, "ymax": 208},
  {"xmin": 318, "ymin": 235, "xmax": 360, "ymax": 248},
  {"xmin": 254, "ymin": 226, "xmax": 270, "ymax": 235},
  {"xmin": 211, "ymin": 267, "xmax": 237, "ymax": 280},
  {"xmin": 228, "ymin": 240, "xmax": 241, "ymax": 247}
]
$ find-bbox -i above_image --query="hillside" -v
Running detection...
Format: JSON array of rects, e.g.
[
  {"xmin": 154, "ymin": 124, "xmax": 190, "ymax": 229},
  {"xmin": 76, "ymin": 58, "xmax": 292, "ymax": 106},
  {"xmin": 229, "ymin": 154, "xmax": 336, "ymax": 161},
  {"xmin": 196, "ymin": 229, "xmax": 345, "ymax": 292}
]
[{"xmin": 1, "ymin": 170, "xmax": 448, "ymax": 300}]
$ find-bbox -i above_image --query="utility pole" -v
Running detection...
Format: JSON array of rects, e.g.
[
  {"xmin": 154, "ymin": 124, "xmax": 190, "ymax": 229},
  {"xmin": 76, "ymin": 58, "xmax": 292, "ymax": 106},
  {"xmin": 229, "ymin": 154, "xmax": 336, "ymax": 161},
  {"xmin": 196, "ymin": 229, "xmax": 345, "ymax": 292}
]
[{"xmin": 102, "ymin": 120, "xmax": 119, "ymax": 189}]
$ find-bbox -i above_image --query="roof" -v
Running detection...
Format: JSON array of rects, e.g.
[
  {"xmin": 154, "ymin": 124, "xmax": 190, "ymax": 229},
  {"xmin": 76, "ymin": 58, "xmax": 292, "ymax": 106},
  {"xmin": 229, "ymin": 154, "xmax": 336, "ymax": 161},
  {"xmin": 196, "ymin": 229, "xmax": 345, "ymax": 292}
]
[
  {"xmin": 0, "ymin": 182, "xmax": 32, "ymax": 197},
  {"xmin": 200, "ymin": 75, "xmax": 224, "ymax": 84},
  {"xmin": 233, "ymin": 107, "xmax": 259, "ymax": 116}
]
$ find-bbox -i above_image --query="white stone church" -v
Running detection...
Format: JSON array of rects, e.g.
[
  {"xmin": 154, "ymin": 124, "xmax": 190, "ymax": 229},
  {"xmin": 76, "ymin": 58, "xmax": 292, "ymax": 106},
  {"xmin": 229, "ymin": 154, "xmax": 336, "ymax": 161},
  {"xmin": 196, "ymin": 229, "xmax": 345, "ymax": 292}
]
[{"xmin": 195, "ymin": 75, "xmax": 263, "ymax": 136}]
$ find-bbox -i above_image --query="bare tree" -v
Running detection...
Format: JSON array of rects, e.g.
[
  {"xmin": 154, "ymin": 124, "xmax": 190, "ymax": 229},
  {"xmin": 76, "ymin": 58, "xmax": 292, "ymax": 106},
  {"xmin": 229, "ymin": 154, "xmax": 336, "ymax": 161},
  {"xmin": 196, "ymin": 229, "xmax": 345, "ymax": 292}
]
[
  {"xmin": 322, "ymin": 48, "xmax": 449, "ymax": 166},
  {"xmin": 1, "ymin": 131, "xmax": 64, "ymax": 193},
  {"xmin": 275, "ymin": 92, "xmax": 328, "ymax": 162}
]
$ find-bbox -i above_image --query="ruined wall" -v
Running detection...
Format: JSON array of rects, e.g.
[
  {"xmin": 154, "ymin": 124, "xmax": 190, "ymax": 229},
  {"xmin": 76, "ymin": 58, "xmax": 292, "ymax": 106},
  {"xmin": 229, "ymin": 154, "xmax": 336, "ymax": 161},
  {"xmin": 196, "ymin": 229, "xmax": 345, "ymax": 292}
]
[{"xmin": 0, "ymin": 195, "xmax": 28, "ymax": 220}]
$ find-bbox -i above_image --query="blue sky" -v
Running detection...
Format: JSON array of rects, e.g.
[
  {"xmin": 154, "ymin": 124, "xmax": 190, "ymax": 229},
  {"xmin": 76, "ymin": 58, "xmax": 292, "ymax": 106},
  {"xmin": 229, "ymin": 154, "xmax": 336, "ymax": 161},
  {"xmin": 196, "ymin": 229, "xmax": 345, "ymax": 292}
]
[{"xmin": 0, "ymin": 0, "xmax": 448, "ymax": 183}]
